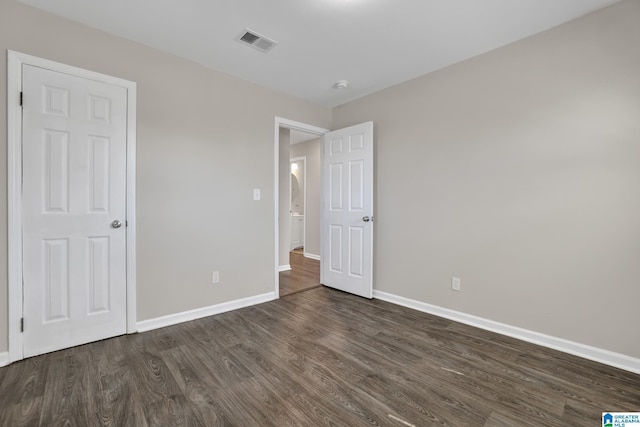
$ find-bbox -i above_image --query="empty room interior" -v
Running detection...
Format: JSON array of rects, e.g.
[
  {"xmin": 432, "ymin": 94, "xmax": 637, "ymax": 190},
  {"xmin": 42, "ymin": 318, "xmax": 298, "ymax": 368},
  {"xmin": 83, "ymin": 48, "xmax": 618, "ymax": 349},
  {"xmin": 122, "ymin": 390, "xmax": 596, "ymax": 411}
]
[{"xmin": 1, "ymin": 0, "xmax": 639, "ymax": 425}]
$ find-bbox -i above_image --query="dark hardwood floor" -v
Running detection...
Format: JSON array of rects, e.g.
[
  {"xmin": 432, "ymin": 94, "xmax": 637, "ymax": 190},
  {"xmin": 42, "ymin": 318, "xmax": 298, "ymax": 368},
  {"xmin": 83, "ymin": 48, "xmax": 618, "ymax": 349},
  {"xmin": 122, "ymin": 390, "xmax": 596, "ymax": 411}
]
[
  {"xmin": 279, "ymin": 249, "xmax": 321, "ymax": 296},
  {"xmin": 1, "ymin": 286, "xmax": 639, "ymax": 426}
]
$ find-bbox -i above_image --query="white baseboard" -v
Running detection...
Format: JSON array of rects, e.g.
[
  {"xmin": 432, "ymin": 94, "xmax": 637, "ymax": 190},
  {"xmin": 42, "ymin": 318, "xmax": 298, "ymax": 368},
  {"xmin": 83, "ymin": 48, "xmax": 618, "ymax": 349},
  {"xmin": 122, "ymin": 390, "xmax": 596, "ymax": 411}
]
[
  {"xmin": 137, "ymin": 292, "xmax": 276, "ymax": 333},
  {"xmin": 0, "ymin": 351, "xmax": 9, "ymax": 367},
  {"xmin": 279, "ymin": 265, "xmax": 291, "ymax": 272},
  {"xmin": 373, "ymin": 290, "xmax": 640, "ymax": 375},
  {"xmin": 304, "ymin": 252, "xmax": 320, "ymax": 261}
]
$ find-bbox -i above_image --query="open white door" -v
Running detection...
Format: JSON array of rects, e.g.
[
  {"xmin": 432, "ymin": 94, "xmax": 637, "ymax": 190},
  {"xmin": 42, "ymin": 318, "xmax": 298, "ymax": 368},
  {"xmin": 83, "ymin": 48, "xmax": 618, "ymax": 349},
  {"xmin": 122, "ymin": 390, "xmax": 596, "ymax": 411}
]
[{"xmin": 321, "ymin": 122, "xmax": 373, "ymax": 298}]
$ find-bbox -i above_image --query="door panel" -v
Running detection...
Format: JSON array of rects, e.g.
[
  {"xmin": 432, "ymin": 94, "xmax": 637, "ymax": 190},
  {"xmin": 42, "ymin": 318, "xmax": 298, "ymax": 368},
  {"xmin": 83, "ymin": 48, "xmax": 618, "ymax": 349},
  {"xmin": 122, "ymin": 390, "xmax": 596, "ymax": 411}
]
[
  {"xmin": 89, "ymin": 136, "xmax": 112, "ymax": 212},
  {"xmin": 329, "ymin": 225, "xmax": 343, "ymax": 273},
  {"xmin": 43, "ymin": 238, "xmax": 70, "ymax": 322},
  {"xmin": 88, "ymin": 236, "xmax": 111, "ymax": 313},
  {"xmin": 22, "ymin": 64, "xmax": 128, "ymax": 357},
  {"xmin": 321, "ymin": 122, "xmax": 373, "ymax": 298},
  {"xmin": 349, "ymin": 226, "xmax": 364, "ymax": 278}
]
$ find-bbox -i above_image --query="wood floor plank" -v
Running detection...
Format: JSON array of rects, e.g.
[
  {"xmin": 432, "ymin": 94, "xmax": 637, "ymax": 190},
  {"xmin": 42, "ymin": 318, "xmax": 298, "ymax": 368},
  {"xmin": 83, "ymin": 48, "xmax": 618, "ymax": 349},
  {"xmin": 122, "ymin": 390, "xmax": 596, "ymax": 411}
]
[
  {"xmin": 162, "ymin": 344, "xmax": 242, "ymax": 426},
  {"xmin": 128, "ymin": 334, "xmax": 185, "ymax": 408},
  {"xmin": 0, "ymin": 355, "xmax": 48, "ymax": 427},
  {"xmin": 86, "ymin": 337, "xmax": 149, "ymax": 427},
  {"xmin": 180, "ymin": 336, "xmax": 256, "ymax": 387},
  {"xmin": 279, "ymin": 250, "xmax": 320, "ymax": 296},
  {"xmin": 38, "ymin": 352, "xmax": 91, "ymax": 427},
  {"xmin": 185, "ymin": 316, "xmax": 246, "ymax": 349},
  {"xmin": 516, "ymin": 350, "xmax": 640, "ymax": 401},
  {"xmin": 383, "ymin": 329, "xmax": 569, "ymax": 418},
  {"xmin": 355, "ymin": 371, "xmax": 491, "ymax": 426},
  {"xmin": 143, "ymin": 394, "xmax": 206, "ymax": 427},
  {"xmin": 0, "ymin": 396, "xmax": 44, "ymax": 427},
  {"xmin": 482, "ymin": 409, "xmax": 545, "ymax": 427}
]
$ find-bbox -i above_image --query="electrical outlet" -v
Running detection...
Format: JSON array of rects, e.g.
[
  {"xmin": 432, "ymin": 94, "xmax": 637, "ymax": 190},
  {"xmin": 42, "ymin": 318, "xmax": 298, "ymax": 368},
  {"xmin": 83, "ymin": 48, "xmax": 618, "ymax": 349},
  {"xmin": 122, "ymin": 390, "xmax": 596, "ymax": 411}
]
[
  {"xmin": 253, "ymin": 188, "xmax": 261, "ymax": 201},
  {"xmin": 212, "ymin": 271, "xmax": 220, "ymax": 284},
  {"xmin": 451, "ymin": 277, "xmax": 461, "ymax": 291}
]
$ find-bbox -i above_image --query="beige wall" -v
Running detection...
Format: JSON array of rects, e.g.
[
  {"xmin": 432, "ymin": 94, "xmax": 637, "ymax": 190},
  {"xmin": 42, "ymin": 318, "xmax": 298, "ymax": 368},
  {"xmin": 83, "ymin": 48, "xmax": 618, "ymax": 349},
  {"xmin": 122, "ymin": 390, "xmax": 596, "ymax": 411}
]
[
  {"xmin": 333, "ymin": 0, "xmax": 640, "ymax": 358},
  {"xmin": 290, "ymin": 161, "xmax": 304, "ymax": 216},
  {"xmin": 0, "ymin": 0, "xmax": 331, "ymax": 352},
  {"xmin": 278, "ymin": 128, "xmax": 291, "ymax": 268},
  {"xmin": 290, "ymin": 138, "xmax": 321, "ymax": 257}
]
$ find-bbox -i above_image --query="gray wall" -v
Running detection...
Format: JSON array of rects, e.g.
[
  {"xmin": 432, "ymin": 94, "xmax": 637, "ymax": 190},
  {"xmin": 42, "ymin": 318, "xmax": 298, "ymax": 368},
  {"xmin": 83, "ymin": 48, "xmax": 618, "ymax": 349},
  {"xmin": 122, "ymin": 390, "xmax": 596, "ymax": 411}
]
[
  {"xmin": 333, "ymin": 0, "xmax": 640, "ymax": 358},
  {"xmin": 291, "ymin": 138, "xmax": 321, "ymax": 257},
  {"xmin": 0, "ymin": 0, "xmax": 331, "ymax": 352}
]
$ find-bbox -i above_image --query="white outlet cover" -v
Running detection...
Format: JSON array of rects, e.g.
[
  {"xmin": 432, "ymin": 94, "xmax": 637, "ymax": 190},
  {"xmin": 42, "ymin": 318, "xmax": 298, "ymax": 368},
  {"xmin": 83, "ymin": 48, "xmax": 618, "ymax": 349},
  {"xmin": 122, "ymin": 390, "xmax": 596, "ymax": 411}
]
[
  {"xmin": 253, "ymin": 188, "xmax": 261, "ymax": 201},
  {"xmin": 212, "ymin": 271, "xmax": 220, "ymax": 283},
  {"xmin": 452, "ymin": 277, "xmax": 461, "ymax": 291}
]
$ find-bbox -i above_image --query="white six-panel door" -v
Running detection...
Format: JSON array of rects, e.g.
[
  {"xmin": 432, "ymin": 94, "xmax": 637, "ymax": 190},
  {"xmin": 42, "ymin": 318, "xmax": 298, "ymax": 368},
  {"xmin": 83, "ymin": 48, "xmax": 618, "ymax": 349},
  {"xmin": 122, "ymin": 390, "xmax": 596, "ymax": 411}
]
[
  {"xmin": 21, "ymin": 64, "xmax": 128, "ymax": 357},
  {"xmin": 321, "ymin": 122, "xmax": 374, "ymax": 299}
]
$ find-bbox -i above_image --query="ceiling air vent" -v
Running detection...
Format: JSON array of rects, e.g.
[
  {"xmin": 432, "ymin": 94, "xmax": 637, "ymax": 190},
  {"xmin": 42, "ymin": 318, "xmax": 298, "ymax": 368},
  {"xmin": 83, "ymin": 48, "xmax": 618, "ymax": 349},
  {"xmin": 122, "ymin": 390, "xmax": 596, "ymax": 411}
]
[{"xmin": 236, "ymin": 29, "xmax": 278, "ymax": 53}]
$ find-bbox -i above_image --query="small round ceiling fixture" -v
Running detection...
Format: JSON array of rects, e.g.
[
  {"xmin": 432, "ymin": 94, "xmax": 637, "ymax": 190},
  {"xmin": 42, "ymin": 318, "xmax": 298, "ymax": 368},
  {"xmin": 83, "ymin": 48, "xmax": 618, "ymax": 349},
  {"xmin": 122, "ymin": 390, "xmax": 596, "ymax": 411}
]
[{"xmin": 333, "ymin": 80, "xmax": 350, "ymax": 90}]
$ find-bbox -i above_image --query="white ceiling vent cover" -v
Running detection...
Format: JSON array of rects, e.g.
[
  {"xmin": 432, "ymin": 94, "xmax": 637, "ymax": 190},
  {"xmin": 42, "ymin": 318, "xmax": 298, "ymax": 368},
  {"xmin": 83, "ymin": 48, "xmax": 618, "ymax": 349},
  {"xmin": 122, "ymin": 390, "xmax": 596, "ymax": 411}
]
[{"xmin": 236, "ymin": 29, "xmax": 278, "ymax": 53}]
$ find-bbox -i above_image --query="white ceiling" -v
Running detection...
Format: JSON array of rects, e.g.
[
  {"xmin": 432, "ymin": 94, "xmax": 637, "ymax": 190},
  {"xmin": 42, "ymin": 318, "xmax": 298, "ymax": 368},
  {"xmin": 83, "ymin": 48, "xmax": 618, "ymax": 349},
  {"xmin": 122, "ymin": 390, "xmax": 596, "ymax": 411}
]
[{"xmin": 19, "ymin": 0, "xmax": 620, "ymax": 107}]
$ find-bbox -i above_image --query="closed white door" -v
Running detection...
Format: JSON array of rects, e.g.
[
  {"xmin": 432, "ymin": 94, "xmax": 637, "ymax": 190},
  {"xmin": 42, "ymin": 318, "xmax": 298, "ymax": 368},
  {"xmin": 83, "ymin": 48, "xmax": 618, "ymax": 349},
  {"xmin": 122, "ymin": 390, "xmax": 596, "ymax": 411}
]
[
  {"xmin": 321, "ymin": 122, "xmax": 374, "ymax": 298},
  {"xmin": 22, "ymin": 64, "xmax": 128, "ymax": 357}
]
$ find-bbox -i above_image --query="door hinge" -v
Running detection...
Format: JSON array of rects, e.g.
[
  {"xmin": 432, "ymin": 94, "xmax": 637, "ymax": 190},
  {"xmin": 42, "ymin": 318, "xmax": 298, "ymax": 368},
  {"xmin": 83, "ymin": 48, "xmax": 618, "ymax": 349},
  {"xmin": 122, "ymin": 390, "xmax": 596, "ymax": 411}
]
[
  {"xmin": 20, "ymin": 317, "xmax": 24, "ymax": 333},
  {"xmin": 19, "ymin": 91, "xmax": 23, "ymax": 107}
]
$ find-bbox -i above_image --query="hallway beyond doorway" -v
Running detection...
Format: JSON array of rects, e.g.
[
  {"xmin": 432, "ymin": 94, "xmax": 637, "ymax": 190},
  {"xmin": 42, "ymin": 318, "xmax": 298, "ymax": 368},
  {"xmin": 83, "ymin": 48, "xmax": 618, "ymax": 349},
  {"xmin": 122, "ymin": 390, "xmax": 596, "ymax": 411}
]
[{"xmin": 279, "ymin": 250, "xmax": 320, "ymax": 296}]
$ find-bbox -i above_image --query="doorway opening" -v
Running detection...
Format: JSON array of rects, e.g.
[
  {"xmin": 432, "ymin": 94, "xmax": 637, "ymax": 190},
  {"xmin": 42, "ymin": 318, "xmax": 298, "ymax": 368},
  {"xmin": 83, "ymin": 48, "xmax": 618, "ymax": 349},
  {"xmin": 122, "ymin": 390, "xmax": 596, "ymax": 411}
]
[
  {"xmin": 274, "ymin": 118, "xmax": 328, "ymax": 297},
  {"xmin": 289, "ymin": 157, "xmax": 306, "ymax": 253}
]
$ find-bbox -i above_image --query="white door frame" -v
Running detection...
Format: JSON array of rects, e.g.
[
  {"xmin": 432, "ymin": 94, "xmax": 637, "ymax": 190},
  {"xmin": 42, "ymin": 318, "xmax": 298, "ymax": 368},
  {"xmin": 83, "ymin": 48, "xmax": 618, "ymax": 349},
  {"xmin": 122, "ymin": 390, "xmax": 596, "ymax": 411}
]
[
  {"xmin": 289, "ymin": 156, "xmax": 307, "ymax": 250},
  {"xmin": 7, "ymin": 50, "xmax": 137, "ymax": 363},
  {"xmin": 274, "ymin": 117, "xmax": 328, "ymax": 298}
]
